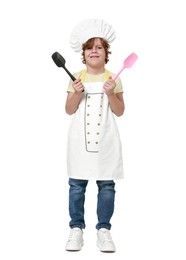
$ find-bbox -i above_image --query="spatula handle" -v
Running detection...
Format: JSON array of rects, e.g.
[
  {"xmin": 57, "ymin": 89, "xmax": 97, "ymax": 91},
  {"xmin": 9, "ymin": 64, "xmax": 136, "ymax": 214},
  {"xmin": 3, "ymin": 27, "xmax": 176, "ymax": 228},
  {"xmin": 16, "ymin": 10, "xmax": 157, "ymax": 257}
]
[
  {"xmin": 113, "ymin": 67, "xmax": 125, "ymax": 81},
  {"xmin": 62, "ymin": 66, "xmax": 76, "ymax": 81}
]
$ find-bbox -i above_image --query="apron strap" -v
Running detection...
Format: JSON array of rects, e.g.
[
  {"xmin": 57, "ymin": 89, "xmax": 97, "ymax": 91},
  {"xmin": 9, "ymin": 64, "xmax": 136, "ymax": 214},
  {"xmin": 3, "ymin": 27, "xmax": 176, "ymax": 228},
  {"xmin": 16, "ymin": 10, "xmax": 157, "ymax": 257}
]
[
  {"xmin": 105, "ymin": 69, "xmax": 110, "ymax": 81},
  {"xmin": 79, "ymin": 70, "xmax": 87, "ymax": 82},
  {"xmin": 80, "ymin": 69, "xmax": 110, "ymax": 82}
]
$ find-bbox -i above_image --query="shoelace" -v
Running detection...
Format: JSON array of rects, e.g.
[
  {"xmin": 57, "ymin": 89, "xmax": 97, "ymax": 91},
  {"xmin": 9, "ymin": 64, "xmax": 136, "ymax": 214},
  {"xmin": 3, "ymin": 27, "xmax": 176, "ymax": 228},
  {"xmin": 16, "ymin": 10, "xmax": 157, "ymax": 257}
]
[
  {"xmin": 102, "ymin": 230, "xmax": 112, "ymax": 241},
  {"xmin": 68, "ymin": 229, "xmax": 81, "ymax": 240}
]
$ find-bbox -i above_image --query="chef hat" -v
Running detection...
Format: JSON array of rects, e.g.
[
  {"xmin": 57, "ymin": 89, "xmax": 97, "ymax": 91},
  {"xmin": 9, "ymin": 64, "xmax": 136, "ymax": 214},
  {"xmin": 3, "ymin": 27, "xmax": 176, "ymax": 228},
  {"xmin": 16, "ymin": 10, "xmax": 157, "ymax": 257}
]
[{"xmin": 69, "ymin": 18, "xmax": 116, "ymax": 52}]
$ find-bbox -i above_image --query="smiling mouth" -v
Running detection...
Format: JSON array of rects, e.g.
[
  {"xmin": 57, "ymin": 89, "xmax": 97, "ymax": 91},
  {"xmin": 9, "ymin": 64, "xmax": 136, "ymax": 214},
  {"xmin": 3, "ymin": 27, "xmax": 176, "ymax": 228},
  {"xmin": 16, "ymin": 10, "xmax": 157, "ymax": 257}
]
[{"xmin": 90, "ymin": 55, "xmax": 99, "ymax": 58}]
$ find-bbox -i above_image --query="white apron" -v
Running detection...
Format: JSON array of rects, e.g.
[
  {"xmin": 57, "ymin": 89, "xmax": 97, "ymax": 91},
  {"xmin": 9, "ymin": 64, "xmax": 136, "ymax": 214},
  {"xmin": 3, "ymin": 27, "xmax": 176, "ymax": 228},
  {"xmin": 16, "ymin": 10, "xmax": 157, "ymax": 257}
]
[{"xmin": 67, "ymin": 70, "xmax": 124, "ymax": 180}]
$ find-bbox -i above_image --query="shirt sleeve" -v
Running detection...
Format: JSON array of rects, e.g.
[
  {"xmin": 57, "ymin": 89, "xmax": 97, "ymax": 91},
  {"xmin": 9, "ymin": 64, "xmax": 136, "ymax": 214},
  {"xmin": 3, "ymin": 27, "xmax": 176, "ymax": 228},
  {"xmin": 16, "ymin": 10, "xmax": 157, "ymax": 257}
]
[{"xmin": 114, "ymin": 76, "xmax": 123, "ymax": 94}]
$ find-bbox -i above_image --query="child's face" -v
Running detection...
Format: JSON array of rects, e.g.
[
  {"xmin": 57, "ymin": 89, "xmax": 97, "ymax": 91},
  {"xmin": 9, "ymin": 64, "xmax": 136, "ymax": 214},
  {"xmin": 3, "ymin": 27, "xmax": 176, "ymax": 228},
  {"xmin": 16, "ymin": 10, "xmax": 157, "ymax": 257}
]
[{"xmin": 84, "ymin": 38, "xmax": 106, "ymax": 68}]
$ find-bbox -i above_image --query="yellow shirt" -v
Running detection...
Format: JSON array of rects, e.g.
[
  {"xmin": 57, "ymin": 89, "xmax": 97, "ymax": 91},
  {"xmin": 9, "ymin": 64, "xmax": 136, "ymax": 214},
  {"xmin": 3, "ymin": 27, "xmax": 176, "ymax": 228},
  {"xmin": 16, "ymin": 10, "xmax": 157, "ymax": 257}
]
[{"xmin": 67, "ymin": 70, "xmax": 123, "ymax": 94}]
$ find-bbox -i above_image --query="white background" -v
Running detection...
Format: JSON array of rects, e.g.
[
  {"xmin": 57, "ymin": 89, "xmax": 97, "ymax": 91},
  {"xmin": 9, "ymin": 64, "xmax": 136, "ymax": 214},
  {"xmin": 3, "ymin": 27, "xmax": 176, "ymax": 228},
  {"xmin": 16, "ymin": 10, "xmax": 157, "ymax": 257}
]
[{"xmin": 0, "ymin": 0, "xmax": 186, "ymax": 259}]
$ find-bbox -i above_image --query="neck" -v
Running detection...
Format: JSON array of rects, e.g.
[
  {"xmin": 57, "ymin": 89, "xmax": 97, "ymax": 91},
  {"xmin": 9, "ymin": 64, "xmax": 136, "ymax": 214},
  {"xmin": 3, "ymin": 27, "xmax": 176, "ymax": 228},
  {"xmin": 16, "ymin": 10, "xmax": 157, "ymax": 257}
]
[{"xmin": 86, "ymin": 65, "xmax": 105, "ymax": 75}]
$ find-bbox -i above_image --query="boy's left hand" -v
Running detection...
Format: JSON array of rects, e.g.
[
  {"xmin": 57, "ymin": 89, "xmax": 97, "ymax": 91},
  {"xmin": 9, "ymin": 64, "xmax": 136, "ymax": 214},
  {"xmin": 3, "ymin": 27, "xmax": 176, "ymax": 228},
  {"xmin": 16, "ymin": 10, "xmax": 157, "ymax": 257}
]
[{"xmin": 103, "ymin": 76, "xmax": 116, "ymax": 96}]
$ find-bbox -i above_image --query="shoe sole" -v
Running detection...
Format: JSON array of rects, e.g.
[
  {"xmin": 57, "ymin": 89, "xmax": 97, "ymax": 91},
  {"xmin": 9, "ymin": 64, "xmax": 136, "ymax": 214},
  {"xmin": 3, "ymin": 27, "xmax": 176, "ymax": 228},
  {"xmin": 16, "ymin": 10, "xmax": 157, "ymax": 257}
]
[
  {"xmin": 65, "ymin": 242, "xmax": 84, "ymax": 251},
  {"xmin": 96, "ymin": 241, "xmax": 116, "ymax": 253}
]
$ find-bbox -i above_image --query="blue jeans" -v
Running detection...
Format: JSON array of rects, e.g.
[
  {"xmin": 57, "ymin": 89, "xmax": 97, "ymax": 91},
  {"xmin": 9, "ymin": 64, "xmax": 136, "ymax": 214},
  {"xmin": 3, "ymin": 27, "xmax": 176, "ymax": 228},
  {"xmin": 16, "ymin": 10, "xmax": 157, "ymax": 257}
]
[{"xmin": 68, "ymin": 178, "xmax": 115, "ymax": 230}]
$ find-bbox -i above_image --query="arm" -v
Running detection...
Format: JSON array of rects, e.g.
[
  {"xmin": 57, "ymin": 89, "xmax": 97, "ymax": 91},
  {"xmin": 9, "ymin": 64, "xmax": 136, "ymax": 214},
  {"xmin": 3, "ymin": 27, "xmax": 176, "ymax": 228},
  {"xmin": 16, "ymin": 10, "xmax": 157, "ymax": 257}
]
[
  {"xmin": 65, "ymin": 79, "xmax": 84, "ymax": 115},
  {"xmin": 103, "ymin": 77, "xmax": 125, "ymax": 117},
  {"xmin": 107, "ymin": 92, "xmax": 125, "ymax": 117}
]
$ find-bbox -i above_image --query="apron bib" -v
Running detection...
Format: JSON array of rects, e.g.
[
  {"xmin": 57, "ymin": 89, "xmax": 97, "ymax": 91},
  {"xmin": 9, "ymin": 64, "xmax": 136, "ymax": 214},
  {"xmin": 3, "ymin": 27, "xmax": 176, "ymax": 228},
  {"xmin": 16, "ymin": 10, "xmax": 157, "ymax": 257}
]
[{"xmin": 67, "ymin": 70, "xmax": 123, "ymax": 180}]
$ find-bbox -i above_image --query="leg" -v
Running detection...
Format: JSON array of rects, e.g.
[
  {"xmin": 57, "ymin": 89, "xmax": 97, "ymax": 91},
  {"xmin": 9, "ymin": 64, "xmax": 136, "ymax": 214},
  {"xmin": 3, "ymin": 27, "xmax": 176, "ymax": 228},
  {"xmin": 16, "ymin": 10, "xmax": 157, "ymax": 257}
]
[
  {"xmin": 96, "ymin": 180, "xmax": 115, "ymax": 230},
  {"xmin": 68, "ymin": 178, "xmax": 88, "ymax": 229}
]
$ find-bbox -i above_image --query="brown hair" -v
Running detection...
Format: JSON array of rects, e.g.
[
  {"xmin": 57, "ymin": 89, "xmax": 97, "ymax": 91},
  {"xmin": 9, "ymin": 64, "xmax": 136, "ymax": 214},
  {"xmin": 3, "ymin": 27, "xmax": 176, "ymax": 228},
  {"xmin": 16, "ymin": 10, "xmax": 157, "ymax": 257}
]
[{"xmin": 81, "ymin": 37, "xmax": 111, "ymax": 64}]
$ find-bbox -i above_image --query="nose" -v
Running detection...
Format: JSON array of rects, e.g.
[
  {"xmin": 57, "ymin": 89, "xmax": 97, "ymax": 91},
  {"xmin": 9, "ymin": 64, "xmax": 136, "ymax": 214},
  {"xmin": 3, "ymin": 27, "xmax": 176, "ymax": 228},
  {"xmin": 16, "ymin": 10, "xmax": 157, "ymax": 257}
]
[{"xmin": 91, "ymin": 46, "xmax": 97, "ymax": 52}]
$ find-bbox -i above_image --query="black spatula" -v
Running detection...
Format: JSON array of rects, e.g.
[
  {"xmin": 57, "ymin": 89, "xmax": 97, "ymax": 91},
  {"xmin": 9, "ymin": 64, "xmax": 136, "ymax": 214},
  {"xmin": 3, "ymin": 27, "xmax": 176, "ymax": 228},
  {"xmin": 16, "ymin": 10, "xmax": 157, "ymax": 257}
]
[{"xmin": 51, "ymin": 52, "xmax": 76, "ymax": 81}]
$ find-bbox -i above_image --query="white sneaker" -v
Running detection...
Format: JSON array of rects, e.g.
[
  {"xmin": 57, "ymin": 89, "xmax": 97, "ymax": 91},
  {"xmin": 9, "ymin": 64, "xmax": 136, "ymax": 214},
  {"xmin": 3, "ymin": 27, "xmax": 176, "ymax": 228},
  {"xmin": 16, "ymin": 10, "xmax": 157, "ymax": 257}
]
[
  {"xmin": 97, "ymin": 228, "xmax": 116, "ymax": 252},
  {"xmin": 65, "ymin": 227, "xmax": 83, "ymax": 251}
]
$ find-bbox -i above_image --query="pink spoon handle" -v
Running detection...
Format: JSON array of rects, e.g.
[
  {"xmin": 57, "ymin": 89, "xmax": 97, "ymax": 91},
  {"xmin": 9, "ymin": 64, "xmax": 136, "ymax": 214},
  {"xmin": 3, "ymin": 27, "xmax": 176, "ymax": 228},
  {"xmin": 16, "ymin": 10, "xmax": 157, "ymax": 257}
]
[{"xmin": 113, "ymin": 67, "xmax": 125, "ymax": 81}]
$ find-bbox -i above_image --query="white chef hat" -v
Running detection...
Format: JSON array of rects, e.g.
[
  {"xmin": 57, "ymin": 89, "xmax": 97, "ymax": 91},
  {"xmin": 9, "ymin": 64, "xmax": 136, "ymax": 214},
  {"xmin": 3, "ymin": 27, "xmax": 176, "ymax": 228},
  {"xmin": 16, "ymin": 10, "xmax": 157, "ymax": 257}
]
[{"xmin": 69, "ymin": 18, "xmax": 116, "ymax": 52}]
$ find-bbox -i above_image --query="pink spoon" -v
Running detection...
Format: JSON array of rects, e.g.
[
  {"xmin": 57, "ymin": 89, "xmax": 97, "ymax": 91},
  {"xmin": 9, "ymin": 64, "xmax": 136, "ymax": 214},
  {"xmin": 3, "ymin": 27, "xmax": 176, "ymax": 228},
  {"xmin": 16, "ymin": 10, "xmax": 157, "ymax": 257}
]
[{"xmin": 113, "ymin": 52, "xmax": 138, "ymax": 80}]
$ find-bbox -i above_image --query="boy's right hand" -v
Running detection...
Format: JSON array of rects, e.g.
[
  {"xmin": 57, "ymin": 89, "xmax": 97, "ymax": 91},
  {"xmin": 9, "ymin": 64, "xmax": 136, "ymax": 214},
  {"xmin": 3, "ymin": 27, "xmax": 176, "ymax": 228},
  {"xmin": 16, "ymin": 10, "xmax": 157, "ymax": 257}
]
[{"xmin": 73, "ymin": 79, "xmax": 84, "ymax": 94}]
